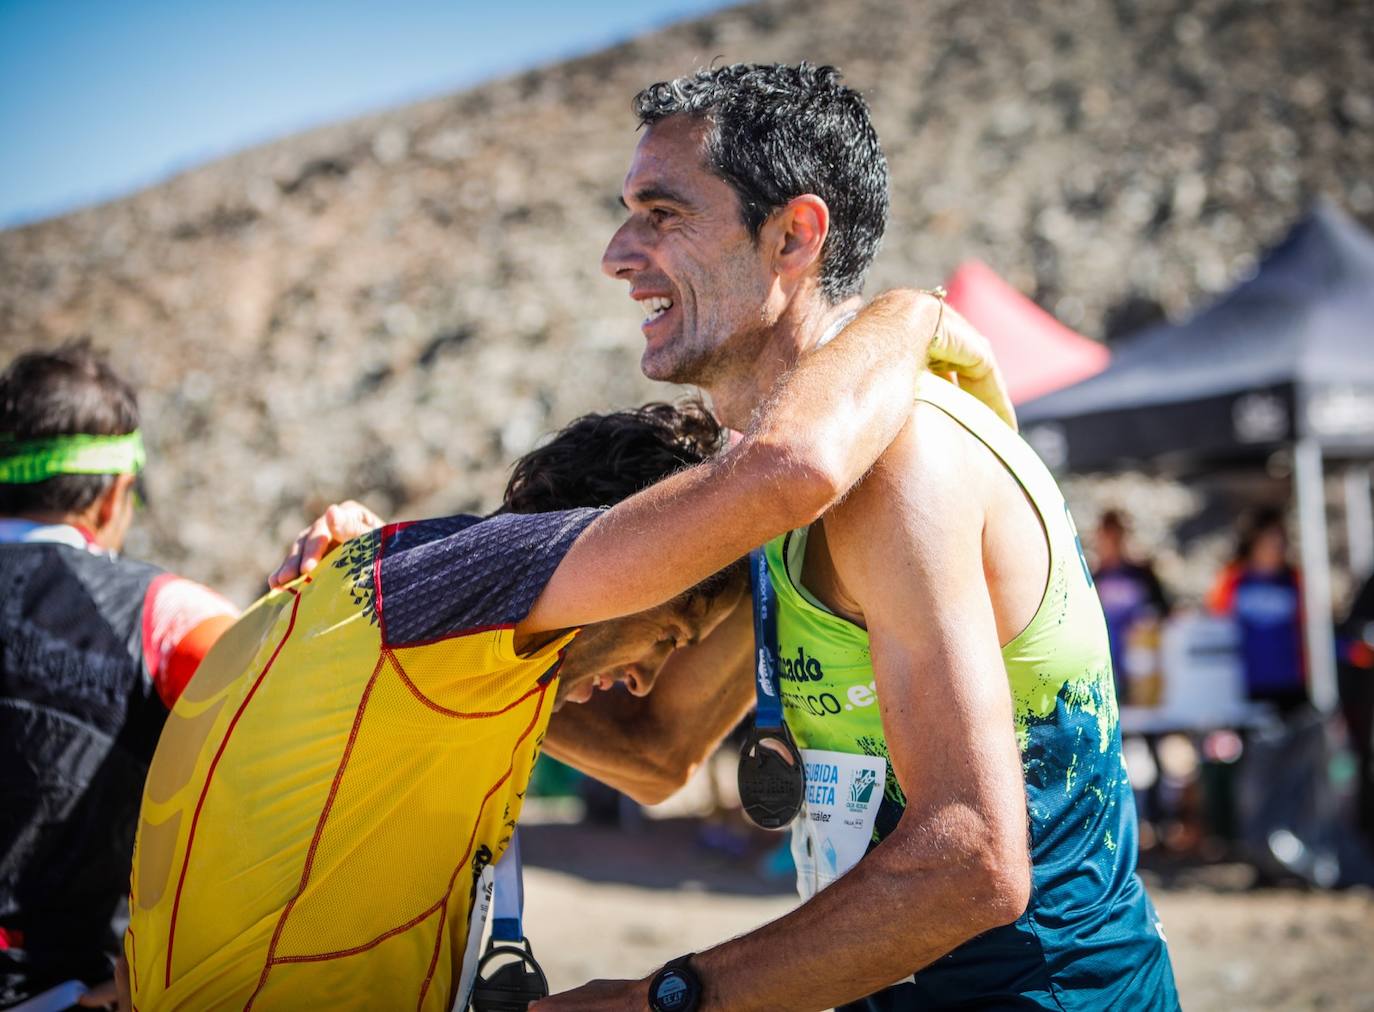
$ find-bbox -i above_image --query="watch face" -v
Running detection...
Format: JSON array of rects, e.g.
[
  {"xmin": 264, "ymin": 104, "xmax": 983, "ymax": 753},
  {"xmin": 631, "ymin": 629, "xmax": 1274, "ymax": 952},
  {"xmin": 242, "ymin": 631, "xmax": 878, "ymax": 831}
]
[{"xmin": 652, "ymin": 969, "xmax": 695, "ymax": 1010}]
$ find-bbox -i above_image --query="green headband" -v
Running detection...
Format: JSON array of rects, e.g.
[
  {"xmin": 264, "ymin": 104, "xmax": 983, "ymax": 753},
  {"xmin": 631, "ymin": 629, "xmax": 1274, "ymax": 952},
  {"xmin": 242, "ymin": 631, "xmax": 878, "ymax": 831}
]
[{"xmin": 0, "ymin": 431, "xmax": 146, "ymax": 484}]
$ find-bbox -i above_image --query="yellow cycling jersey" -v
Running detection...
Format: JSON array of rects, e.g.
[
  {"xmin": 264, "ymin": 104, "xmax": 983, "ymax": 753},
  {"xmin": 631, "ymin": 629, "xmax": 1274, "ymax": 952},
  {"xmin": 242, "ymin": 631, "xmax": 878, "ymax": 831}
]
[{"xmin": 126, "ymin": 510, "xmax": 597, "ymax": 1011}]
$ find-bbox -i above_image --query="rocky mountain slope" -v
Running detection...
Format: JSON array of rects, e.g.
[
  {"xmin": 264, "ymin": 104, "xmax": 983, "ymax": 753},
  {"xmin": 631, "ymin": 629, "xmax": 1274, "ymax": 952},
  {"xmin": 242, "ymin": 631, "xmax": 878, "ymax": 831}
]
[{"xmin": 2, "ymin": 0, "xmax": 1370, "ymax": 601}]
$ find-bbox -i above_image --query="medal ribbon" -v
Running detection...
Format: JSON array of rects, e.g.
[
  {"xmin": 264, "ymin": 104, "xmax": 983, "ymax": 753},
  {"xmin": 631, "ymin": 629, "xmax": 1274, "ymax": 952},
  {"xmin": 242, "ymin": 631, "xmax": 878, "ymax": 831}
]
[
  {"xmin": 489, "ymin": 830, "xmax": 526, "ymax": 943},
  {"xmin": 749, "ymin": 548, "xmax": 784, "ymax": 729}
]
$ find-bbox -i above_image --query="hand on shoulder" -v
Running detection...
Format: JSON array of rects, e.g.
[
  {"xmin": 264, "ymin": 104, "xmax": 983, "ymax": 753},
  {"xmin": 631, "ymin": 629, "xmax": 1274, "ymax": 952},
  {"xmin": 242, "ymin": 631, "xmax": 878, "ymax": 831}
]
[{"xmin": 269, "ymin": 500, "xmax": 385, "ymax": 589}]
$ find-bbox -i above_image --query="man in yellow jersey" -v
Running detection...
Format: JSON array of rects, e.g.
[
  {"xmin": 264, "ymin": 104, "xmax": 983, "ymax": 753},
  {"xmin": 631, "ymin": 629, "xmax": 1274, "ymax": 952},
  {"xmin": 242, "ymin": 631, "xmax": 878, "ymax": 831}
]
[
  {"xmin": 123, "ymin": 287, "xmax": 996, "ymax": 1011},
  {"xmin": 532, "ymin": 64, "xmax": 1178, "ymax": 1011}
]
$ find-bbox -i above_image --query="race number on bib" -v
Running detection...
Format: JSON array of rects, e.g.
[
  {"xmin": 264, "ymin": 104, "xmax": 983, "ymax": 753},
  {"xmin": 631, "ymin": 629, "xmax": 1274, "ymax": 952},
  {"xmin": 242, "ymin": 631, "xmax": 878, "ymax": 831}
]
[{"xmin": 790, "ymin": 748, "xmax": 887, "ymax": 901}]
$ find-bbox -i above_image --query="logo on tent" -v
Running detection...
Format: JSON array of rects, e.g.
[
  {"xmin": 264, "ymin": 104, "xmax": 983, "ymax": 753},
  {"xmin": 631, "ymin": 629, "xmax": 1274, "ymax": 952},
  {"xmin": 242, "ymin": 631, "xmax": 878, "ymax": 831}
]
[
  {"xmin": 1232, "ymin": 393, "xmax": 1289, "ymax": 443},
  {"xmin": 1308, "ymin": 386, "xmax": 1374, "ymax": 439}
]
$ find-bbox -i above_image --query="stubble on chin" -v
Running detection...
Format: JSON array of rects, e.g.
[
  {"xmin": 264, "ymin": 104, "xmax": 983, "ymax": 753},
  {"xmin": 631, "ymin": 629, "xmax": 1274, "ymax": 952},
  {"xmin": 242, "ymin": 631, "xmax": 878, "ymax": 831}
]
[
  {"xmin": 642, "ymin": 340, "xmax": 715, "ymax": 386},
  {"xmin": 645, "ymin": 317, "xmax": 773, "ymax": 390}
]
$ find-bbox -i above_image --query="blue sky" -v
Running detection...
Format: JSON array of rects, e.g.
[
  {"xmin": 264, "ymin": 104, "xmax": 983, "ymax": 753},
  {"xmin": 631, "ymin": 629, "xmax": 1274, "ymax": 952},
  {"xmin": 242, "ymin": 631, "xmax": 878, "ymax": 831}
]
[{"xmin": 0, "ymin": 0, "xmax": 736, "ymax": 228}]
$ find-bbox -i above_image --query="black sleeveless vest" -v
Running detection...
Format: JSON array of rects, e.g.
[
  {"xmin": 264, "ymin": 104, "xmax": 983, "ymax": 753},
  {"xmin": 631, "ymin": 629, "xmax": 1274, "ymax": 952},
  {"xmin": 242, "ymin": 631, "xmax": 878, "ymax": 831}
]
[{"xmin": 0, "ymin": 542, "xmax": 166, "ymax": 1002}]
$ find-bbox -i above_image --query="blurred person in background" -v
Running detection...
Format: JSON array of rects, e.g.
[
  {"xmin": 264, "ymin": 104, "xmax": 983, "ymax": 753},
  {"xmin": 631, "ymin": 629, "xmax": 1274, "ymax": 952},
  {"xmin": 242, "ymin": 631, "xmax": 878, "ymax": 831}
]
[
  {"xmin": 1092, "ymin": 509, "xmax": 1170, "ymax": 705},
  {"xmin": 0, "ymin": 343, "xmax": 237, "ymax": 1010},
  {"xmin": 1337, "ymin": 571, "xmax": 1374, "ymax": 848},
  {"xmin": 1091, "ymin": 509, "xmax": 1172, "ymax": 848},
  {"xmin": 1208, "ymin": 508, "xmax": 1308, "ymax": 715}
]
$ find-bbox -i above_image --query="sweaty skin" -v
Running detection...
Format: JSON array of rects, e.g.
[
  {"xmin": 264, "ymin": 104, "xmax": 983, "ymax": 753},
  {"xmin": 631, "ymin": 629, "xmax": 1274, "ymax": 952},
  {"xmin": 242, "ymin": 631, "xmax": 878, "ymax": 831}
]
[{"xmin": 534, "ymin": 115, "xmax": 1045, "ymax": 1011}]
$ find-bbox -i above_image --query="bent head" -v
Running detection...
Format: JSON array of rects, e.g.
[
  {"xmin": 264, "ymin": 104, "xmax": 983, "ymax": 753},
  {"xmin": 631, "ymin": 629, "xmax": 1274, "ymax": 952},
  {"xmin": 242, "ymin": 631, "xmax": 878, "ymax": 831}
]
[
  {"xmin": 554, "ymin": 581, "xmax": 743, "ymax": 707},
  {"xmin": 601, "ymin": 63, "xmax": 889, "ymax": 387},
  {"xmin": 499, "ymin": 400, "xmax": 748, "ymax": 708}
]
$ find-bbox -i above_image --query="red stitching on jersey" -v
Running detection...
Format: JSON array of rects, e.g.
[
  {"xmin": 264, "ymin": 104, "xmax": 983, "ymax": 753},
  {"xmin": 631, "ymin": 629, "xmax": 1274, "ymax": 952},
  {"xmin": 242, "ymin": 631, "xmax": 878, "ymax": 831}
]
[
  {"xmin": 387, "ymin": 647, "xmax": 544, "ymax": 719},
  {"xmin": 182, "ymin": 656, "xmax": 546, "ymax": 1008},
  {"xmin": 164, "ymin": 587, "xmax": 302, "ymax": 991},
  {"xmin": 127, "ymin": 920, "xmax": 138, "ymax": 993},
  {"xmin": 374, "ymin": 526, "xmax": 391, "ymax": 644},
  {"xmin": 244, "ymin": 653, "xmax": 387, "ymax": 1010},
  {"xmin": 386, "ymin": 622, "xmax": 516, "ymax": 650},
  {"xmin": 417, "ymin": 896, "xmax": 450, "ymax": 1011},
  {"xmin": 372, "ymin": 520, "xmax": 418, "ymax": 645},
  {"xmin": 269, "ymin": 900, "xmax": 444, "ymax": 964},
  {"xmin": 416, "ymin": 682, "xmax": 550, "ymax": 1009}
]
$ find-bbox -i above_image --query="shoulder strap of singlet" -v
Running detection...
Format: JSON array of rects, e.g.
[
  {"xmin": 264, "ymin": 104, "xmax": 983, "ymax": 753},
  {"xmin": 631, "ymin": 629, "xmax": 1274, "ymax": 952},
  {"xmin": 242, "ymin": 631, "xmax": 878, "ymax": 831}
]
[{"xmin": 914, "ymin": 374, "xmax": 1070, "ymax": 553}]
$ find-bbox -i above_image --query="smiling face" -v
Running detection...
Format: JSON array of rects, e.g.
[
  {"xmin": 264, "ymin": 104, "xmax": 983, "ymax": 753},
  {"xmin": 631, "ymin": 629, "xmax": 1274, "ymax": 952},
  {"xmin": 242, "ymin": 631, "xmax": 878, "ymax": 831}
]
[
  {"xmin": 601, "ymin": 115, "xmax": 779, "ymax": 387},
  {"xmin": 553, "ymin": 582, "xmax": 744, "ymax": 709}
]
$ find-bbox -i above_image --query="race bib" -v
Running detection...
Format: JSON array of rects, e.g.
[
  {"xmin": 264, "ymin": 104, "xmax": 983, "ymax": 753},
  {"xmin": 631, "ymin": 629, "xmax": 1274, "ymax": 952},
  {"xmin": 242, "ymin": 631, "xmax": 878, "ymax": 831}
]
[{"xmin": 790, "ymin": 748, "xmax": 887, "ymax": 901}]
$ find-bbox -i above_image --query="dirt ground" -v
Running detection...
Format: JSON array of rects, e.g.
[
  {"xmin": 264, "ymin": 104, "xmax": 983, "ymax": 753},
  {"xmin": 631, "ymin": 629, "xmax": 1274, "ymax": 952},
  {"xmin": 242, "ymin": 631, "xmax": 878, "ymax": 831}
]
[{"xmin": 515, "ymin": 817, "xmax": 1374, "ymax": 1011}]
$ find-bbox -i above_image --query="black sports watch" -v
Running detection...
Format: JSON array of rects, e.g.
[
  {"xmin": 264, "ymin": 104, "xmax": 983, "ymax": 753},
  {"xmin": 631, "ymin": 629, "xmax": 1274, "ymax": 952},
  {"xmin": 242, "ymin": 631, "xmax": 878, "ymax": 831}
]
[{"xmin": 648, "ymin": 953, "xmax": 702, "ymax": 1012}]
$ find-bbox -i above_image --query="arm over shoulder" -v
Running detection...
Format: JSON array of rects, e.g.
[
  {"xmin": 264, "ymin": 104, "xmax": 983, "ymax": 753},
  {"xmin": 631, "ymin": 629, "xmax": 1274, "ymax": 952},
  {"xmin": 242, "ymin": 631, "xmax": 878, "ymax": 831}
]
[
  {"xmin": 523, "ymin": 291, "xmax": 949, "ymax": 634},
  {"xmin": 376, "ymin": 509, "xmax": 601, "ymax": 646}
]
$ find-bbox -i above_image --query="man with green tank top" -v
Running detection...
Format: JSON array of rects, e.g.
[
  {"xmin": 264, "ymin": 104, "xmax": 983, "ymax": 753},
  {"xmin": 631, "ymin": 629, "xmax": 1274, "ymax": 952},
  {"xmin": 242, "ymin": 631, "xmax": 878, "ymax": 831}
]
[{"xmin": 539, "ymin": 63, "xmax": 1179, "ymax": 1011}]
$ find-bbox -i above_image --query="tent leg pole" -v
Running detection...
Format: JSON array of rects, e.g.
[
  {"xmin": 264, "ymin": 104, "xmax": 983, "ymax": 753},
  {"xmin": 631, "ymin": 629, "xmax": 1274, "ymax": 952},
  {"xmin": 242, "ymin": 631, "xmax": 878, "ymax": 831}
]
[
  {"xmin": 1295, "ymin": 439, "xmax": 1338, "ymax": 714},
  {"xmin": 1345, "ymin": 464, "xmax": 1374, "ymax": 582}
]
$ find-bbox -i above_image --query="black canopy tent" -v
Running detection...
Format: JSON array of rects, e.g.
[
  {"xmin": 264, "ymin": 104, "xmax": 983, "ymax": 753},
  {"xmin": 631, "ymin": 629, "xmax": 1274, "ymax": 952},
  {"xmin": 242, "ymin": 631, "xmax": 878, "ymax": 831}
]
[{"xmin": 1021, "ymin": 201, "xmax": 1374, "ymax": 712}]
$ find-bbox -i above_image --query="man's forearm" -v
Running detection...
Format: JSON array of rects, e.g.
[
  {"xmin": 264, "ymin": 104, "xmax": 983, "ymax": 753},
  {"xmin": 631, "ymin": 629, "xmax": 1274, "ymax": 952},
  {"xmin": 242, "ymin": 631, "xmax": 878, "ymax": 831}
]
[
  {"xmin": 544, "ymin": 695, "xmax": 690, "ymax": 804},
  {"xmin": 686, "ymin": 808, "xmax": 1027, "ymax": 1011},
  {"xmin": 535, "ymin": 805, "xmax": 1028, "ymax": 1012}
]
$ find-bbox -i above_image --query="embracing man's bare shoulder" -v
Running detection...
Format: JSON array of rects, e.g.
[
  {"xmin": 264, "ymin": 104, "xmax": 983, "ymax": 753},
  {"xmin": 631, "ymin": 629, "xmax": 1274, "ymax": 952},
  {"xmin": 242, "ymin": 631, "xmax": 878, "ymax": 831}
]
[
  {"xmin": 827, "ymin": 400, "xmax": 989, "ymax": 554},
  {"xmin": 822, "ymin": 396, "xmax": 1046, "ymax": 647}
]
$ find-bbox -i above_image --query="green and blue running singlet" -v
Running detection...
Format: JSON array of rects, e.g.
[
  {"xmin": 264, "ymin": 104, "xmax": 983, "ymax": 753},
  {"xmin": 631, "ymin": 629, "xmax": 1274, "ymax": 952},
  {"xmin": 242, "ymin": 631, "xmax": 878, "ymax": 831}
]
[{"xmin": 767, "ymin": 374, "xmax": 1180, "ymax": 1010}]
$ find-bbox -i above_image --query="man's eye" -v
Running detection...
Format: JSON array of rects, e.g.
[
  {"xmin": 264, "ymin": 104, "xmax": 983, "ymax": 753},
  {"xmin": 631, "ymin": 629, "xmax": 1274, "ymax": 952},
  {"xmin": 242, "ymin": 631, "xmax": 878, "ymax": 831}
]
[{"xmin": 648, "ymin": 207, "xmax": 674, "ymax": 225}]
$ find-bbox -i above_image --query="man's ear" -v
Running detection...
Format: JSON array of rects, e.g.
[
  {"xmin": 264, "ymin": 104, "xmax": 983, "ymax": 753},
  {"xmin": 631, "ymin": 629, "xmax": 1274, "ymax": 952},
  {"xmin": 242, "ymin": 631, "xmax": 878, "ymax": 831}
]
[
  {"xmin": 765, "ymin": 194, "xmax": 830, "ymax": 282},
  {"xmin": 95, "ymin": 474, "xmax": 135, "ymax": 529}
]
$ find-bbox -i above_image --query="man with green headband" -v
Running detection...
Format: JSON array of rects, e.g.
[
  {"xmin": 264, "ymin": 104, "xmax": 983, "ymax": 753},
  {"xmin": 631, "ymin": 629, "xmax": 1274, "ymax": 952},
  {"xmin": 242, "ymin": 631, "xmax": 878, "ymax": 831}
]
[{"xmin": 0, "ymin": 342, "xmax": 238, "ymax": 1010}]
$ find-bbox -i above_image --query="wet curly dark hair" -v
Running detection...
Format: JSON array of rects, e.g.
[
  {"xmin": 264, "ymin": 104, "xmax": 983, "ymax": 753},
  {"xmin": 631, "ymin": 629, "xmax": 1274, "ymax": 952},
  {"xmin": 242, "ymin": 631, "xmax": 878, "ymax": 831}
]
[
  {"xmin": 502, "ymin": 399, "xmax": 746, "ymax": 605},
  {"xmin": 503, "ymin": 400, "xmax": 722, "ymax": 512}
]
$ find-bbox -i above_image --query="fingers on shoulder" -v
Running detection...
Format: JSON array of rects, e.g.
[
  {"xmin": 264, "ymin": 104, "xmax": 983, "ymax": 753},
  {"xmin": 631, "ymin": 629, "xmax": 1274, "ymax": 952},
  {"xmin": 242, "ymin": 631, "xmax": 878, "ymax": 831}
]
[{"xmin": 326, "ymin": 501, "xmax": 382, "ymax": 540}]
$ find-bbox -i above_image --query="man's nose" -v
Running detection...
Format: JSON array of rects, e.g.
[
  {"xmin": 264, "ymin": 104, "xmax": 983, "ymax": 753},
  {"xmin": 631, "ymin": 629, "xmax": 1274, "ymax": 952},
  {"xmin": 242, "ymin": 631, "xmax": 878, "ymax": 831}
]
[
  {"xmin": 622, "ymin": 667, "xmax": 649, "ymax": 697},
  {"xmin": 601, "ymin": 218, "xmax": 648, "ymax": 280},
  {"xmin": 623, "ymin": 661, "xmax": 661, "ymax": 697}
]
